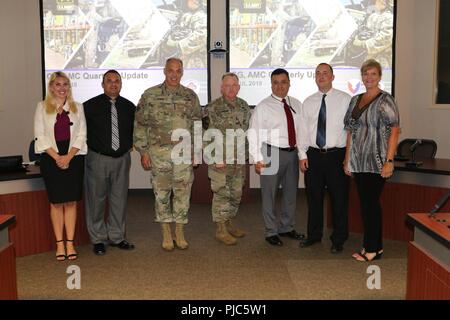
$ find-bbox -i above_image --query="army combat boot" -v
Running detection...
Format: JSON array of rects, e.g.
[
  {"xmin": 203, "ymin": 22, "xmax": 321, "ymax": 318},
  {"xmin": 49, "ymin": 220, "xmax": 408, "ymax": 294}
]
[
  {"xmin": 226, "ymin": 219, "xmax": 246, "ymax": 238},
  {"xmin": 161, "ymin": 223, "xmax": 174, "ymax": 251},
  {"xmin": 216, "ymin": 221, "xmax": 237, "ymax": 245},
  {"xmin": 175, "ymin": 223, "xmax": 189, "ymax": 250}
]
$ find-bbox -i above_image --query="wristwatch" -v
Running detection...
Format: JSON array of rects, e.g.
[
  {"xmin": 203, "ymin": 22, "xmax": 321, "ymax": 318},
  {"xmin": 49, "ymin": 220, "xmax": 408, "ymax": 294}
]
[{"xmin": 386, "ymin": 159, "xmax": 393, "ymax": 163}]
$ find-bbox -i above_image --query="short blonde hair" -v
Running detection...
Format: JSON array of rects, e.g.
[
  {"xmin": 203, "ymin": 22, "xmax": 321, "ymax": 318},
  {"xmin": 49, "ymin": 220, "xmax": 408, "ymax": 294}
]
[
  {"xmin": 44, "ymin": 71, "xmax": 77, "ymax": 114},
  {"xmin": 361, "ymin": 59, "xmax": 382, "ymax": 77}
]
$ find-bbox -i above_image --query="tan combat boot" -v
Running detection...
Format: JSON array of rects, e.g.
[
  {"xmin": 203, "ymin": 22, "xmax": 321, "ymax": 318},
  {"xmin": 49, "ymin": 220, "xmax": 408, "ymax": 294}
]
[
  {"xmin": 226, "ymin": 219, "xmax": 246, "ymax": 238},
  {"xmin": 175, "ymin": 223, "xmax": 189, "ymax": 250},
  {"xmin": 216, "ymin": 221, "xmax": 237, "ymax": 245},
  {"xmin": 161, "ymin": 223, "xmax": 174, "ymax": 251}
]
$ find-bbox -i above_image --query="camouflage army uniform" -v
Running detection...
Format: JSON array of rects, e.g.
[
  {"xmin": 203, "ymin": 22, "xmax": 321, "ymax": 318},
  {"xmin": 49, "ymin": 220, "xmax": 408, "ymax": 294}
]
[
  {"xmin": 365, "ymin": 10, "xmax": 393, "ymax": 67},
  {"xmin": 177, "ymin": 8, "xmax": 207, "ymax": 68},
  {"xmin": 203, "ymin": 96, "xmax": 250, "ymax": 223},
  {"xmin": 134, "ymin": 83, "xmax": 202, "ymax": 224}
]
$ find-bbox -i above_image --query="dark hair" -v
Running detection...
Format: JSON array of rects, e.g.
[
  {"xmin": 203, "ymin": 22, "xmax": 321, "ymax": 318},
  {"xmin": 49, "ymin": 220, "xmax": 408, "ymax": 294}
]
[
  {"xmin": 102, "ymin": 70, "xmax": 121, "ymax": 83},
  {"xmin": 271, "ymin": 68, "xmax": 290, "ymax": 81},
  {"xmin": 317, "ymin": 63, "xmax": 334, "ymax": 75}
]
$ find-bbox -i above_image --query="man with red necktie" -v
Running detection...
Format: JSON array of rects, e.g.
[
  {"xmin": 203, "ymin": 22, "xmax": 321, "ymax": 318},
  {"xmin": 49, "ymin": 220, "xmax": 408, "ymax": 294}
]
[{"xmin": 249, "ymin": 68, "xmax": 305, "ymax": 246}]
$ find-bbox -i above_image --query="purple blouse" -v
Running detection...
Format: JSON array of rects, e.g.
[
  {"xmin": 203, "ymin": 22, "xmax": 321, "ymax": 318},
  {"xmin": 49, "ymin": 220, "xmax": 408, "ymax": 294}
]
[{"xmin": 54, "ymin": 111, "xmax": 71, "ymax": 142}]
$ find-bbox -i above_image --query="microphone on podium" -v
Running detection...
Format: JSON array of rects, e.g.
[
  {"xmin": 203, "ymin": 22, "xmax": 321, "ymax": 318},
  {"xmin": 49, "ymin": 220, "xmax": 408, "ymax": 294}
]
[{"xmin": 429, "ymin": 189, "xmax": 450, "ymax": 218}]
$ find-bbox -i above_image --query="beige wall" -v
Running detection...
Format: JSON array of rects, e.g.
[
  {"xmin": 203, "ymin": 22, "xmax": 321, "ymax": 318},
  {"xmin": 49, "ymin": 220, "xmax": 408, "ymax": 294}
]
[
  {"xmin": 0, "ymin": 0, "xmax": 42, "ymax": 158},
  {"xmin": 395, "ymin": 0, "xmax": 450, "ymax": 158},
  {"xmin": 0, "ymin": 0, "xmax": 448, "ymax": 188}
]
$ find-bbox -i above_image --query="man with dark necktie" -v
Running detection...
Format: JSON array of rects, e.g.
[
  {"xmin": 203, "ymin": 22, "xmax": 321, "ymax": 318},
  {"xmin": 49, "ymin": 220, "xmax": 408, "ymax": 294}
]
[
  {"xmin": 298, "ymin": 63, "xmax": 351, "ymax": 253},
  {"xmin": 248, "ymin": 68, "xmax": 305, "ymax": 246},
  {"xmin": 83, "ymin": 70, "xmax": 136, "ymax": 255}
]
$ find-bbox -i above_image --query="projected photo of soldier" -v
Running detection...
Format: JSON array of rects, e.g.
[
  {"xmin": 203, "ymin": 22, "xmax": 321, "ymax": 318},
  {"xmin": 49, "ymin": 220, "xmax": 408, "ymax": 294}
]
[
  {"xmin": 102, "ymin": 5, "xmax": 170, "ymax": 69},
  {"xmin": 287, "ymin": 1, "xmax": 358, "ymax": 68},
  {"xmin": 65, "ymin": 0, "xmax": 127, "ymax": 69},
  {"xmin": 229, "ymin": 1, "xmax": 274, "ymax": 67},
  {"xmin": 267, "ymin": 0, "xmax": 313, "ymax": 66},
  {"xmin": 42, "ymin": 3, "xmax": 90, "ymax": 69},
  {"xmin": 143, "ymin": 0, "xmax": 207, "ymax": 69},
  {"xmin": 332, "ymin": 0, "xmax": 394, "ymax": 68},
  {"xmin": 230, "ymin": 0, "xmax": 314, "ymax": 68}
]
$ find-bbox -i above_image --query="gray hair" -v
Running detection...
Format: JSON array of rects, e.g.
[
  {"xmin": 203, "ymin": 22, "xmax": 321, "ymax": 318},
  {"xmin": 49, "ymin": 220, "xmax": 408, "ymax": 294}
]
[
  {"xmin": 221, "ymin": 72, "xmax": 239, "ymax": 83},
  {"xmin": 165, "ymin": 57, "xmax": 183, "ymax": 68}
]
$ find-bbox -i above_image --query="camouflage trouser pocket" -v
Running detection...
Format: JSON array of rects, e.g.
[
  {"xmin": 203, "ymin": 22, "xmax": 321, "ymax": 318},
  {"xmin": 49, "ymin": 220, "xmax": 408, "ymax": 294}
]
[
  {"xmin": 151, "ymin": 170, "xmax": 172, "ymax": 191},
  {"xmin": 208, "ymin": 167, "xmax": 227, "ymax": 193}
]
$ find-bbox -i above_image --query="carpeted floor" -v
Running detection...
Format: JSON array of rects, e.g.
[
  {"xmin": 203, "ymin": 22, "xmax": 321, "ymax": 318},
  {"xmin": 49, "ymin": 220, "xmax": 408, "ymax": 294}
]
[{"xmin": 15, "ymin": 190, "xmax": 408, "ymax": 300}]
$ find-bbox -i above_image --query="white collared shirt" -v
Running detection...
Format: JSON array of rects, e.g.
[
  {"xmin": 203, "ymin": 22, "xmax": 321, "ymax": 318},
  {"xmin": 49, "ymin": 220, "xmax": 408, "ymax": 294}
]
[
  {"xmin": 248, "ymin": 94, "xmax": 302, "ymax": 162},
  {"xmin": 298, "ymin": 88, "xmax": 351, "ymax": 160}
]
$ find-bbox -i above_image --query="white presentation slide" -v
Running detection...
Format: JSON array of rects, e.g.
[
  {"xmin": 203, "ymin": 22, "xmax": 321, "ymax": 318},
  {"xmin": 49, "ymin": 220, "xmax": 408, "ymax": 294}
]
[
  {"xmin": 229, "ymin": 0, "xmax": 394, "ymax": 104},
  {"xmin": 42, "ymin": 0, "xmax": 208, "ymax": 105}
]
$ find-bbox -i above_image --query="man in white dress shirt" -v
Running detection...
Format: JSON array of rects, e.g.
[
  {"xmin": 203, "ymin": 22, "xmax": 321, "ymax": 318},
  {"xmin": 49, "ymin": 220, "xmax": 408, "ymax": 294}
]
[
  {"xmin": 249, "ymin": 68, "xmax": 305, "ymax": 246},
  {"xmin": 298, "ymin": 63, "xmax": 351, "ymax": 253}
]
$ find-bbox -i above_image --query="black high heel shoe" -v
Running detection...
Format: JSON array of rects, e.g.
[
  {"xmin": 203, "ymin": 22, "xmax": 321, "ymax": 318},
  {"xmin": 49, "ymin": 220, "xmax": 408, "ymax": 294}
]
[
  {"xmin": 56, "ymin": 240, "xmax": 66, "ymax": 261},
  {"xmin": 353, "ymin": 250, "xmax": 383, "ymax": 262},
  {"xmin": 65, "ymin": 239, "xmax": 78, "ymax": 261}
]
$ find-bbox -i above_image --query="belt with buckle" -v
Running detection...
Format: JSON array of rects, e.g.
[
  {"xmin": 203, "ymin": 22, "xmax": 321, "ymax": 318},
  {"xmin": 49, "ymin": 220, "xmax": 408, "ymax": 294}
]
[
  {"xmin": 309, "ymin": 147, "xmax": 343, "ymax": 154},
  {"xmin": 89, "ymin": 148, "xmax": 126, "ymax": 158},
  {"xmin": 266, "ymin": 144, "xmax": 297, "ymax": 152}
]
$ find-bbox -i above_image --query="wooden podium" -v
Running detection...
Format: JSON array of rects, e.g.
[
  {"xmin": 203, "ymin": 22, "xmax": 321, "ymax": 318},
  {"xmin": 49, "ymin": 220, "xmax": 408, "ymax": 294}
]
[
  {"xmin": 406, "ymin": 213, "xmax": 450, "ymax": 300},
  {"xmin": 0, "ymin": 215, "xmax": 18, "ymax": 300},
  {"xmin": 0, "ymin": 165, "xmax": 90, "ymax": 257}
]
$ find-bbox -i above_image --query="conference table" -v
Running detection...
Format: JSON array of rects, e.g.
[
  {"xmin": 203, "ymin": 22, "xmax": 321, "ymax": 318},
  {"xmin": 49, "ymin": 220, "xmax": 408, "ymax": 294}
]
[
  {"xmin": 337, "ymin": 158, "xmax": 450, "ymax": 242},
  {"xmin": 0, "ymin": 165, "xmax": 90, "ymax": 257}
]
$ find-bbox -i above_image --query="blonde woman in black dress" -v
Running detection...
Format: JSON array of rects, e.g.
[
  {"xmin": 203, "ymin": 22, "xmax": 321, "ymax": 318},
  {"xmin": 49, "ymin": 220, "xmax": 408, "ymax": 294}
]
[{"xmin": 34, "ymin": 71, "xmax": 87, "ymax": 261}]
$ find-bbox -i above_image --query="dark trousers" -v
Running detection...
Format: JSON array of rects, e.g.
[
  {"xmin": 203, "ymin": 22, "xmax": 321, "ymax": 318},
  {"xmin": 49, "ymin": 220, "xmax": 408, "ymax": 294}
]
[
  {"xmin": 353, "ymin": 172, "xmax": 386, "ymax": 253},
  {"xmin": 304, "ymin": 148, "xmax": 349, "ymax": 245}
]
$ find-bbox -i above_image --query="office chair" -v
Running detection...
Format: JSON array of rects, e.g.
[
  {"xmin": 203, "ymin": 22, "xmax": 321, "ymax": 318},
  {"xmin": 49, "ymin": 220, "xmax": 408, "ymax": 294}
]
[
  {"xmin": 396, "ymin": 138, "xmax": 437, "ymax": 159},
  {"xmin": 28, "ymin": 140, "xmax": 40, "ymax": 163}
]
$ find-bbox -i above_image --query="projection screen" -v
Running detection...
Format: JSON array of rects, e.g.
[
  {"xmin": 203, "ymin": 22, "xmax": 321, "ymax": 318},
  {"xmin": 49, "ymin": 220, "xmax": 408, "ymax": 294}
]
[
  {"xmin": 229, "ymin": 0, "xmax": 395, "ymax": 104},
  {"xmin": 41, "ymin": 0, "xmax": 208, "ymax": 105}
]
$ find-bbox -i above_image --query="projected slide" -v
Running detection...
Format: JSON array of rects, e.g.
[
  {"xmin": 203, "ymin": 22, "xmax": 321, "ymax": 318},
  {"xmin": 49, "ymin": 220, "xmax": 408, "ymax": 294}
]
[
  {"xmin": 230, "ymin": 0, "xmax": 394, "ymax": 104},
  {"xmin": 42, "ymin": 0, "xmax": 208, "ymax": 105}
]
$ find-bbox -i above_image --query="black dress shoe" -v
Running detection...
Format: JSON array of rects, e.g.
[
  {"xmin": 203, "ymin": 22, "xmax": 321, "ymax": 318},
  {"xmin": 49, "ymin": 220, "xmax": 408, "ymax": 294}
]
[
  {"xmin": 110, "ymin": 240, "xmax": 135, "ymax": 250},
  {"xmin": 265, "ymin": 235, "xmax": 283, "ymax": 246},
  {"xmin": 93, "ymin": 243, "xmax": 106, "ymax": 255},
  {"xmin": 279, "ymin": 230, "xmax": 305, "ymax": 240},
  {"xmin": 299, "ymin": 238, "xmax": 321, "ymax": 248},
  {"xmin": 330, "ymin": 244, "xmax": 344, "ymax": 254}
]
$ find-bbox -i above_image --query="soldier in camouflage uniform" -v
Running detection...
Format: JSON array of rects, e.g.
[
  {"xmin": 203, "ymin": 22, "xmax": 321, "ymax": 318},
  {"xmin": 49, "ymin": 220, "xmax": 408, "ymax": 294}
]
[
  {"xmin": 166, "ymin": 0, "xmax": 207, "ymax": 68},
  {"xmin": 203, "ymin": 73, "xmax": 251, "ymax": 245},
  {"xmin": 134, "ymin": 58, "xmax": 202, "ymax": 251},
  {"xmin": 353, "ymin": 0, "xmax": 393, "ymax": 67}
]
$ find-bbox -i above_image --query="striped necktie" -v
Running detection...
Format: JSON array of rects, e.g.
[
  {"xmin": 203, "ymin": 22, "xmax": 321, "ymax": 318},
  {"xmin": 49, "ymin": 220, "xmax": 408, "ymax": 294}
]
[
  {"xmin": 111, "ymin": 99, "xmax": 120, "ymax": 151},
  {"xmin": 316, "ymin": 94, "xmax": 326, "ymax": 149}
]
